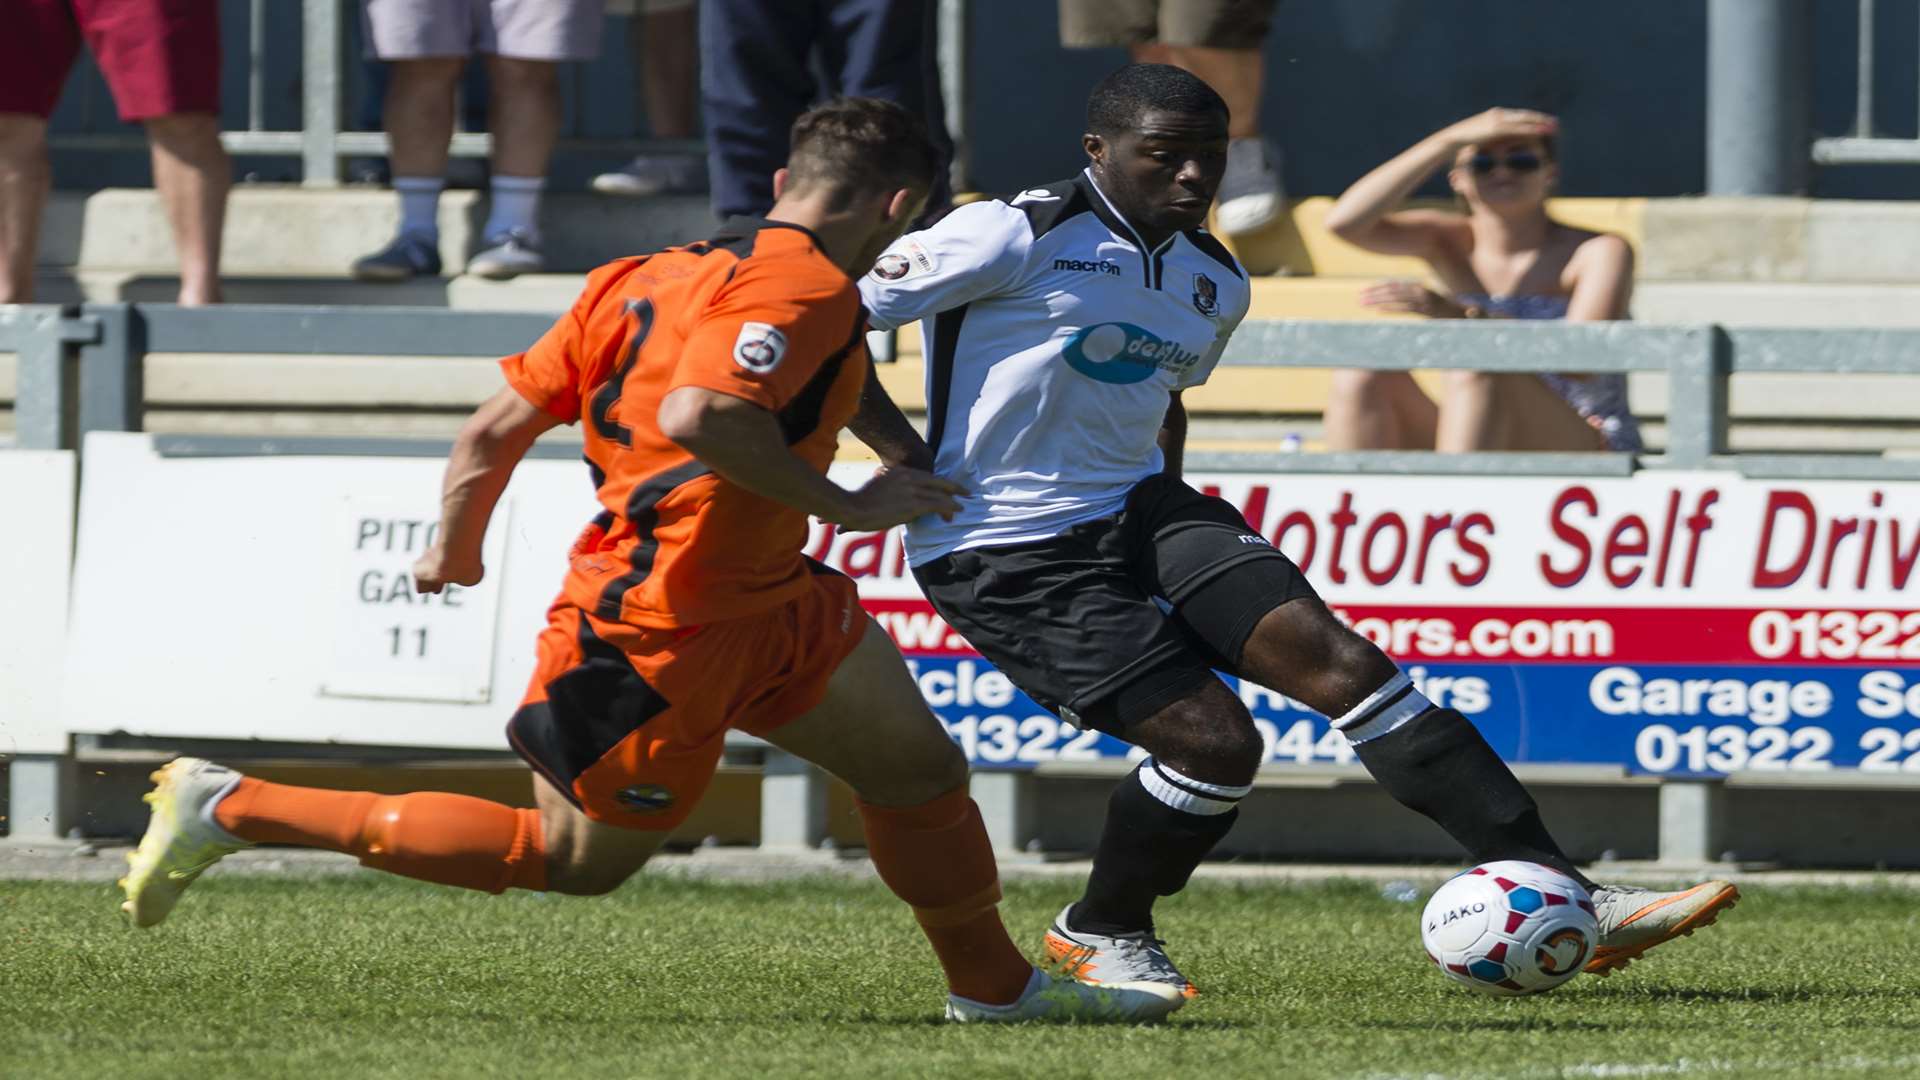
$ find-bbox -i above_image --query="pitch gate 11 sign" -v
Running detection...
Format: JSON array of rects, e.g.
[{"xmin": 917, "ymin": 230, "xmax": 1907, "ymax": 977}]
[{"xmin": 813, "ymin": 466, "xmax": 1920, "ymax": 775}]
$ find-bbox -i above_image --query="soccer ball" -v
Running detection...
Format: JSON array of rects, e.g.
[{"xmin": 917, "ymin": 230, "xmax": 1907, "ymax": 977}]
[{"xmin": 1419, "ymin": 860, "xmax": 1598, "ymax": 996}]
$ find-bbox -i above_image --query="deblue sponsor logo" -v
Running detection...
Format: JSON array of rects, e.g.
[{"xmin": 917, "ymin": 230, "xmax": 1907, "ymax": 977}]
[{"xmin": 1061, "ymin": 321, "xmax": 1204, "ymax": 384}]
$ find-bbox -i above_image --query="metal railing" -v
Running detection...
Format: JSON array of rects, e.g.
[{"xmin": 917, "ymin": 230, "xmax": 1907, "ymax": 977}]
[
  {"xmin": 47, "ymin": 0, "xmax": 970, "ymax": 190},
  {"xmin": 8, "ymin": 304, "xmax": 1918, "ymax": 482},
  {"xmin": 1813, "ymin": 0, "xmax": 1920, "ymax": 165}
]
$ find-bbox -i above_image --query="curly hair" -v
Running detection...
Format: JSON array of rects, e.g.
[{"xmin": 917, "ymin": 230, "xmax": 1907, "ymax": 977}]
[{"xmin": 1085, "ymin": 63, "xmax": 1229, "ymax": 136}]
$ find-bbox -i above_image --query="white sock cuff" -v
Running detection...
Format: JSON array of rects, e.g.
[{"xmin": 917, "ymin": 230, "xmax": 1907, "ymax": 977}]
[
  {"xmin": 199, "ymin": 771, "xmax": 250, "ymax": 846},
  {"xmin": 484, "ymin": 175, "xmax": 545, "ymax": 242},
  {"xmin": 1332, "ymin": 672, "xmax": 1434, "ymax": 745},
  {"xmin": 393, "ymin": 176, "xmax": 443, "ymax": 240},
  {"xmin": 1137, "ymin": 758, "xmax": 1251, "ymax": 817}
]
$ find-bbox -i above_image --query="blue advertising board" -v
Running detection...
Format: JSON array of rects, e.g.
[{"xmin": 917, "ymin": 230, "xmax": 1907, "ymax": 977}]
[{"xmin": 816, "ymin": 467, "xmax": 1920, "ymax": 778}]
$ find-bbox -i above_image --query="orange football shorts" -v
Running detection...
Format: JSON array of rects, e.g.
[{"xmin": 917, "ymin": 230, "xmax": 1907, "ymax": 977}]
[{"xmin": 507, "ymin": 562, "xmax": 866, "ymax": 831}]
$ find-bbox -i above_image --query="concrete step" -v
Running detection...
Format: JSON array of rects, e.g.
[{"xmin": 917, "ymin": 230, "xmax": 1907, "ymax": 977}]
[
  {"xmin": 36, "ymin": 186, "xmax": 714, "ymax": 279},
  {"xmin": 41, "ymin": 188, "xmax": 1920, "ymax": 287},
  {"xmin": 1640, "ymin": 198, "xmax": 1920, "ymax": 284},
  {"xmin": 1632, "ymin": 281, "xmax": 1920, "ymax": 327}
]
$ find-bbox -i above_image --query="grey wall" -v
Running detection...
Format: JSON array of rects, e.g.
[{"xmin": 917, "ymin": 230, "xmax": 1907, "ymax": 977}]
[{"xmin": 964, "ymin": 0, "xmax": 1920, "ymax": 200}]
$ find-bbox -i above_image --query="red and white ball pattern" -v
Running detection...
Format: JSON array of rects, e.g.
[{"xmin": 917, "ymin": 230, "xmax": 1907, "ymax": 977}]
[{"xmin": 1419, "ymin": 860, "xmax": 1599, "ymax": 996}]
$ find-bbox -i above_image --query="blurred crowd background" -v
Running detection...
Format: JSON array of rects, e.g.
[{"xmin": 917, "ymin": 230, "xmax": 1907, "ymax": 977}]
[{"xmin": 6, "ymin": 0, "xmax": 1919, "ymax": 454}]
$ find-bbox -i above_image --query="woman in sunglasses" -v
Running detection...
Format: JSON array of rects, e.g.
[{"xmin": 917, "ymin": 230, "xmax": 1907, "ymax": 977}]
[{"xmin": 1322, "ymin": 108, "xmax": 1640, "ymax": 452}]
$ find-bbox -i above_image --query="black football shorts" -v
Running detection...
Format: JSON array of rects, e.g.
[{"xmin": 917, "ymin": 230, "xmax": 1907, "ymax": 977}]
[{"xmin": 913, "ymin": 474, "xmax": 1315, "ymax": 734}]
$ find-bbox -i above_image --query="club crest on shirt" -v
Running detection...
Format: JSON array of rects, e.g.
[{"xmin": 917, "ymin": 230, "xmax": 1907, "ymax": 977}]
[
  {"xmin": 1192, "ymin": 272, "xmax": 1219, "ymax": 317},
  {"xmin": 732, "ymin": 322, "xmax": 788, "ymax": 373},
  {"xmin": 869, "ymin": 237, "xmax": 936, "ymax": 282}
]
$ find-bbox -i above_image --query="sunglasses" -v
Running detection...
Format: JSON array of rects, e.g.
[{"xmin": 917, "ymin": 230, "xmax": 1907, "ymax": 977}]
[{"xmin": 1468, "ymin": 151, "xmax": 1544, "ymax": 175}]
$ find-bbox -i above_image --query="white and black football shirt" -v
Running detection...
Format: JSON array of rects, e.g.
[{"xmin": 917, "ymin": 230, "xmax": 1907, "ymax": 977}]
[{"xmin": 859, "ymin": 169, "xmax": 1252, "ymax": 565}]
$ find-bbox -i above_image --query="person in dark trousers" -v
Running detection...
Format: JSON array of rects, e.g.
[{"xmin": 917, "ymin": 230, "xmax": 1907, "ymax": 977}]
[
  {"xmin": 853, "ymin": 63, "xmax": 1739, "ymax": 998},
  {"xmin": 700, "ymin": 0, "xmax": 952, "ymax": 219}
]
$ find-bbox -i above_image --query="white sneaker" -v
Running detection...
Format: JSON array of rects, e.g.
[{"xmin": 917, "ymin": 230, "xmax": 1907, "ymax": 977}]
[
  {"xmin": 590, "ymin": 154, "xmax": 707, "ymax": 198},
  {"xmin": 1214, "ymin": 136, "xmax": 1284, "ymax": 237},
  {"xmin": 467, "ymin": 229, "xmax": 545, "ymax": 280},
  {"xmin": 119, "ymin": 757, "xmax": 252, "ymax": 928},
  {"xmin": 1587, "ymin": 880, "xmax": 1740, "ymax": 975},
  {"xmin": 945, "ymin": 968, "xmax": 1185, "ymax": 1024},
  {"xmin": 1042, "ymin": 904, "xmax": 1197, "ymax": 998}
]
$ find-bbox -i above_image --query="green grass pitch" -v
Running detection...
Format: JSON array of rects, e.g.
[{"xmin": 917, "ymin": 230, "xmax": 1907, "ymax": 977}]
[{"xmin": 3, "ymin": 875, "xmax": 1917, "ymax": 1079}]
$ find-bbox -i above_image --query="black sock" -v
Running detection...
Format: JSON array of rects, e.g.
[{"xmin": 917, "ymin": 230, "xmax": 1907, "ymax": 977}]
[
  {"xmin": 1353, "ymin": 708, "xmax": 1598, "ymax": 892},
  {"xmin": 1071, "ymin": 761, "xmax": 1245, "ymax": 936}
]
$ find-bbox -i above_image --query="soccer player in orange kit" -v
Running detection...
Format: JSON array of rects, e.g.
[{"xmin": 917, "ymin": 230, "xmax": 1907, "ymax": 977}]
[{"xmin": 118, "ymin": 98, "xmax": 1183, "ymax": 1024}]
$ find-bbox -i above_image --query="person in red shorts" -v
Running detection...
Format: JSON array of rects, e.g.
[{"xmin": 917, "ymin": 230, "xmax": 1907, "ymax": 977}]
[
  {"xmin": 0, "ymin": 0, "xmax": 230, "ymax": 305},
  {"xmin": 116, "ymin": 98, "xmax": 1183, "ymax": 1025}
]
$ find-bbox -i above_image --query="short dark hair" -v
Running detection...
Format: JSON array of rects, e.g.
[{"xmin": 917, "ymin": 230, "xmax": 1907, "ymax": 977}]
[
  {"xmin": 785, "ymin": 97, "xmax": 939, "ymax": 208},
  {"xmin": 1085, "ymin": 63, "xmax": 1229, "ymax": 136}
]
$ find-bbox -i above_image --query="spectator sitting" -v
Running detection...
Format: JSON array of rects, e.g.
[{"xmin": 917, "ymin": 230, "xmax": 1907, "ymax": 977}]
[
  {"xmin": 351, "ymin": 0, "xmax": 605, "ymax": 283},
  {"xmin": 1059, "ymin": 0, "xmax": 1283, "ymax": 237},
  {"xmin": 1323, "ymin": 108, "xmax": 1640, "ymax": 452},
  {"xmin": 591, "ymin": 0, "xmax": 706, "ymax": 197},
  {"xmin": 1, "ymin": 0, "xmax": 230, "ymax": 305}
]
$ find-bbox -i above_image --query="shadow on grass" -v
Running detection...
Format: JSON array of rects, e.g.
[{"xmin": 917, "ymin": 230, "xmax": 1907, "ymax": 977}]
[
  {"xmin": 588, "ymin": 1009, "xmax": 1260, "ymax": 1031},
  {"xmin": 1361, "ymin": 1018, "xmax": 1618, "ymax": 1034},
  {"xmin": 1584, "ymin": 985, "xmax": 1920, "ymax": 1006}
]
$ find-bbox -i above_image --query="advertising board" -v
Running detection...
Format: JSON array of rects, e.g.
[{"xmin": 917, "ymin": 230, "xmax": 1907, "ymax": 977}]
[
  {"xmin": 57, "ymin": 437, "xmax": 1919, "ymax": 777},
  {"xmin": 812, "ymin": 465, "xmax": 1920, "ymax": 776}
]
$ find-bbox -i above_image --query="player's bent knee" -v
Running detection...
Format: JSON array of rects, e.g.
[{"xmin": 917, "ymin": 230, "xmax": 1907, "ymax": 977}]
[
  {"xmin": 1327, "ymin": 626, "xmax": 1399, "ymax": 685},
  {"xmin": 540, "ymin": 838, "xmax": 652, "ymax": 897},
  {"xmin": 1131, "ymin": 685, "xmax": 1263, "ymax": 784},
  {"xmin": 849, "ymin": 729, "xmax": 970, "ymax": 808}
]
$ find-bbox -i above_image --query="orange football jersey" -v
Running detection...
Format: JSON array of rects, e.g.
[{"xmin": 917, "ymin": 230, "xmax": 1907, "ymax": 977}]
[{"xmin": 501, "ymin": 217, "xmax": 869, "ymax": 629}]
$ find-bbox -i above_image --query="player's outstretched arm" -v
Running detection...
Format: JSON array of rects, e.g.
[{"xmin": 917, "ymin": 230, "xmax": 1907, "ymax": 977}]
[
  {"xmin": 849, "ymin": 355, "xmax": 937, "ymax": 471},
  {"xmin": 659, "ymin": 385, "xmax": 963, "ymax": 531},
  {"xmin": 1325, "ymin": 109, "xmax": 1556, "ymax": 256},
  {"xmin": 415, "ymin": 387, "xmax": 562, "ymax": 592}
]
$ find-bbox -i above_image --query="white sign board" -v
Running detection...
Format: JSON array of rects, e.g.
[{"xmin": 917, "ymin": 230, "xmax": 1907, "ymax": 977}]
[
  {"xmin": 60, "ymin": 434, "xmax": 599, "ymax": 750},
  {"xmin": 0, "ymin": 450, "xmax": 76, "ymax": 755},
  {"xmin": 318, "ymin": 496, "xmax": 509, "ymax": 704}
]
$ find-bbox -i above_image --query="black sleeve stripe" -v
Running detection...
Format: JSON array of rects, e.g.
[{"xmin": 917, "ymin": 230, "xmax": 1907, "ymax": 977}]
[
  {"xmin": 923, "ymin": 302, "xmax": 970, "ymax": 458},
  {"xmin": 777, "ymin": 302, "xmax": 866, "ymax": 445}
]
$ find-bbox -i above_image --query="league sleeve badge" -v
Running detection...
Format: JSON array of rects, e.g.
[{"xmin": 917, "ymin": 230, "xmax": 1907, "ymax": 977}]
[{"xmin": 732, "ymin": 322, "xmax": 789, "ymax": 373}]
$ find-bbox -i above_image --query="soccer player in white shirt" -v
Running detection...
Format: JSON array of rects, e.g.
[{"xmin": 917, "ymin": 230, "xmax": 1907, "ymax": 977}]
[{"xmin": 855, "ymin": 64, "xmax": 1738, "ymax": 997}]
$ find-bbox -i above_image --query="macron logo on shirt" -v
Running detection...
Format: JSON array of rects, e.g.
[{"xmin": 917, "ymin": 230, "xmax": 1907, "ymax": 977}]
[{"xmin": 1052, "ymin": 257, "xmax": 1122, "ymax": 276}]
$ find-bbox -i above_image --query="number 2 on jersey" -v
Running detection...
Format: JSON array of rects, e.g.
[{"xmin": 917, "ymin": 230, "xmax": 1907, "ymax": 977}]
[{"xmin": 589, "ymin": 298, "xmax": 656, "ymax": 447}]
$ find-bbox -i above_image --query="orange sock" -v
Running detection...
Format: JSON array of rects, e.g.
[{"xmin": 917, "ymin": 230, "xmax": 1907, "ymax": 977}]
[
  {"xmin": 214, "ymin": 778, "xmax": 547, "ymax": 894},
  {"xmin": 856, "ymin": 787, "xmax": 1033, "ymax": 1006}
]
